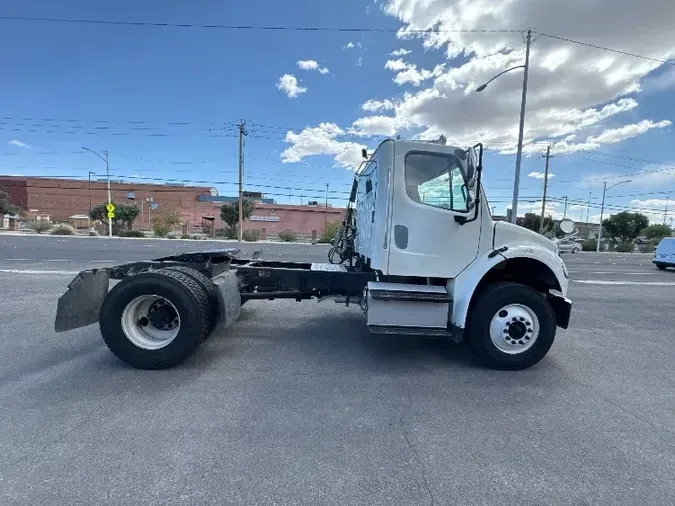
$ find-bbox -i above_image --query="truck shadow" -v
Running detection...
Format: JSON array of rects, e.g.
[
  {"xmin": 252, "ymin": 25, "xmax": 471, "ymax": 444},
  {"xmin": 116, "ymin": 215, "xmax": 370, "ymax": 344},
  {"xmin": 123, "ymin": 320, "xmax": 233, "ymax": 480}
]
[{"xmin": 197, "ymin": 302, "xmax": 478, "ymax": 372}]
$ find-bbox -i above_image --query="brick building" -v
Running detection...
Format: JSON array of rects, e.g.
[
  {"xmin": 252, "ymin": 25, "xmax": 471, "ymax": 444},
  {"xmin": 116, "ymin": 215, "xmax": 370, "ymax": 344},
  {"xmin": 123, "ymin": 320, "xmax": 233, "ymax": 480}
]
[{"xmin": 0, "ymin": 176, "xmax": 345, "ymax": 237}]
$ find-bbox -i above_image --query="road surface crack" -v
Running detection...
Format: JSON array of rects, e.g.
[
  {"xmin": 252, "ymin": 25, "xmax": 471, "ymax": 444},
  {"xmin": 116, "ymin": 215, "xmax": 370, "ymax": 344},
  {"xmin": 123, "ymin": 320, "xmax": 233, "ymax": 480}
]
[{"xmin": 399, "ymin": 385, "xmax": 436, "ymax": 506}]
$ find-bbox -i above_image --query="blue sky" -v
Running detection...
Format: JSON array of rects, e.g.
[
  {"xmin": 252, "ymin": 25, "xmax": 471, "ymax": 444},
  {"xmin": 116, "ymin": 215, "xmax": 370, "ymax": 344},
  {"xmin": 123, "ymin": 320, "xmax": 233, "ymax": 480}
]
[{"xmin": 2, "ymin": 0, "xmax": 675, "ymax": 223}]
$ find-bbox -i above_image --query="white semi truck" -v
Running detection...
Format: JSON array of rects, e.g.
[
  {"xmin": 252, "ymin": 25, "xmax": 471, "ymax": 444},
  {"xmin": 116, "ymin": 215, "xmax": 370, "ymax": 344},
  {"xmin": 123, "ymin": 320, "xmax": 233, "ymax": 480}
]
[{"xmin": 55, "ymin": 138, "xmax": 571, "ymax": 370}]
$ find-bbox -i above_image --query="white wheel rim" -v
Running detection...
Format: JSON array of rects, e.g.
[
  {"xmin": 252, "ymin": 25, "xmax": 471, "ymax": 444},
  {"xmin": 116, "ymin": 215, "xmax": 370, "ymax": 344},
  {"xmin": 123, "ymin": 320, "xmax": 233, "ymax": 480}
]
[
  {"xmin": 489, "ymin": 304, "xmax": 540, "ymax": 355},
  {"xmin": 121, "ymin": 295, "xmax": 181, "ymax": 350}
]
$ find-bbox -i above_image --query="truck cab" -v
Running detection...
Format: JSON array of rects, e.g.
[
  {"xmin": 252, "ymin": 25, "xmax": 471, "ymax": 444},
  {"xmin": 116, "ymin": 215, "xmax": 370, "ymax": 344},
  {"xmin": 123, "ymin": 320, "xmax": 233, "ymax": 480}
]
[{"xmin": 352, "ymin": 138, "xmax": 571, "ymax": 368}]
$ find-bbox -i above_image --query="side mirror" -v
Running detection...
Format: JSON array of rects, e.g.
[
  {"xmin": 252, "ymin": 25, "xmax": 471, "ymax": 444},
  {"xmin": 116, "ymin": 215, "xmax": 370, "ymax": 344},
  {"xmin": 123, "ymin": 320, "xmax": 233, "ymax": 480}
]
[
  {"xmin": 361, "ymin": 148, "xmax": 368, "ymax": 159},
  {"xmin": 559, "ymin": 219, "xmax": 575, "ymax": 235}
]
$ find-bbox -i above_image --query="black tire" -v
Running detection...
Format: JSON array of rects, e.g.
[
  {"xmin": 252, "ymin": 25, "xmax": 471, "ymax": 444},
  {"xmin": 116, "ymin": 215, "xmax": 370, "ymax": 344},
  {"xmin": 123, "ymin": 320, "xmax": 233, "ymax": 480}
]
[
  {"xmin": 656, "ymin": 263, "xmax": 667, "ymax": 270},
  {"xmin": 465, "ymin": 282, "xmax": 556, "ymax": 370},
  {"xmin": 163, "ymin": 266, "xmax": 219, "ymax": 337},
  {"xmin": 99, "ymin": 269, "xmax": 212, "ymax": 369}
]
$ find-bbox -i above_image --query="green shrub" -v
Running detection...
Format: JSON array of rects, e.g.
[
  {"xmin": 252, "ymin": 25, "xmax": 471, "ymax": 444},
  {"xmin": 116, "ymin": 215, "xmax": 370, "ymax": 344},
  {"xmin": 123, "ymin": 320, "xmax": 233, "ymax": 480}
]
[
  {"xmin": 319, "ymin": 221, "xmax": 341, "ymax": 243},
  {"xmin": 118, "ymin": 230, "xmax": 145, "ymax": 238},
  {"xmin": 615, "ymin": 242, "xmax": 634, "ymax": 253},
  {"xmin": 242, "ymin": 229, "xmax": 261, "ymax": 242},
  {"xmin": 639, "ymin": 242, "xmax": 655, "ymax": 253},
  {"xmin": 26, "ymin": 220, "xmax": 52, "ymax": 234},
  {"xmin": 215, "ymin": 227, "xmax": 237, "ymax": 239},
  {"xmin": 581, "ymin": 239, "xmax": 598, "ymax": 251},
  {"xmin": 50, "ymin": 224, "xmax": 76, "ymax": 236},
  {"xmin": 278, "ymin": 229, "xmax": 297, "ymax": 242}
]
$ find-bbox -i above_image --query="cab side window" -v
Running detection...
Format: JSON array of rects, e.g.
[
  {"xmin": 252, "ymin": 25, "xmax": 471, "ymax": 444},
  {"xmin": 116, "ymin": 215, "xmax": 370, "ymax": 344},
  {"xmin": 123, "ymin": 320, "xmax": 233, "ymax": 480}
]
[{"xmin": 405, "ymin": 152, "xmax": 468, "ymax": 212}]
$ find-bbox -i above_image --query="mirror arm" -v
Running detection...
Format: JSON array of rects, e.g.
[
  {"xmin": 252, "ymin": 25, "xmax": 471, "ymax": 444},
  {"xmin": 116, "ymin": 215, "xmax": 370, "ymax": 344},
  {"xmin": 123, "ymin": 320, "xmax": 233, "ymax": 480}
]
[{"xmin": 454, "ymin": 165, "xmax": 482, "ymax": 225}]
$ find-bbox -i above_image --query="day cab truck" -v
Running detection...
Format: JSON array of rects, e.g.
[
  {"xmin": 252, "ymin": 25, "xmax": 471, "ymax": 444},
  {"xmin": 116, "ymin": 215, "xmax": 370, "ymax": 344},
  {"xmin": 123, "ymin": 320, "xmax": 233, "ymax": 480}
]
[{"xmin": 55, "ymin": 138, "xmax": 572, "ymax": 370}]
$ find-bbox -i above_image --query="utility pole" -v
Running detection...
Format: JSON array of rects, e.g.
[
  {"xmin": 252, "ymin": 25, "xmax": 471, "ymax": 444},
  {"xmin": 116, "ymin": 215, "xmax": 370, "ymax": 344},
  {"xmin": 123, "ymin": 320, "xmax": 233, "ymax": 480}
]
[
  {"xmin": 562, "ymin": 196, "xmax": 568, "ymax": 219},
  {"xmin": 510, "ymin": 28, "xmax": 532, "ymax": 223},
  {"xmin": 325, "ymin": 183, "xmax": 329, "ymax": 227},
  {"xmin": 664, "ymin": 196, "xmax": 670, "ymax": 225},
  {"xmin": 237, "ymin": 121, "xmax": 247, "ymax": 242},
  {"xmin": 105, "ymin": 151, "xmax": 112, "ymax": 238},
  {"xmin": 88, "ymin": 171, "xmax": 94, "ymax": 215},
  {"xmin": 586, "ymin": 192, "xmax": 591, "ymax": 223},
  {"xmin": 538, "ymin": 145, "xmax": 552, "ymax": 234}
]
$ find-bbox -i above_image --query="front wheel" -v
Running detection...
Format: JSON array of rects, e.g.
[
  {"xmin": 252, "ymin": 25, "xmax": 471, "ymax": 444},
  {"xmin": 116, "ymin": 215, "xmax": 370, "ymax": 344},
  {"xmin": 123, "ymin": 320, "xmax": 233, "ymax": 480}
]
[
  {"xmin": 656, "ymin": 263, "xmax": 667, "ymax": 270},
  {"xmin": 571, "ymin": 247, "xmax": 579, "ymax": 254},
  {"xmin": 465, "ymin": 282, "xmax": 556, "ymax": 370}
]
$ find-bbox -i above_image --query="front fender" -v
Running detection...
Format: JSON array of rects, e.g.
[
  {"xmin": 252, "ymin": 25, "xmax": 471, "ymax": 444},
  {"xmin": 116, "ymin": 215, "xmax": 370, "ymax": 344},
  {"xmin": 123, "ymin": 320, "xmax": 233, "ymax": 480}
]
[{"xmin": 449, "ymin": 244, "xmax": 568, "ymax": 331}]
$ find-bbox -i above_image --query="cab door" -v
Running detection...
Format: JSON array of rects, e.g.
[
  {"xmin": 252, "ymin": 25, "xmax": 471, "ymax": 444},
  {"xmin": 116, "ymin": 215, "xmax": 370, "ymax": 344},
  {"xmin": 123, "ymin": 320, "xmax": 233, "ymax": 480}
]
[{"xmin": 386, "ymin": 143, "xmax": 481, "ymax": 278}]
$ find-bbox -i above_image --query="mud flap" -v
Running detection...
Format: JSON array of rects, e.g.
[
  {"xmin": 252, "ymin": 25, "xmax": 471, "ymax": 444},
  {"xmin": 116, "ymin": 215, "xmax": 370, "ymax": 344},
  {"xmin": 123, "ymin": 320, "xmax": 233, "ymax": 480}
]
[
  {"xmin": 55, "ymin": 270, "xmax": 110, "ymax": 332},
  {"xmin": 212, "ymin": 270, "xmax": 241, "ymax": 329}
]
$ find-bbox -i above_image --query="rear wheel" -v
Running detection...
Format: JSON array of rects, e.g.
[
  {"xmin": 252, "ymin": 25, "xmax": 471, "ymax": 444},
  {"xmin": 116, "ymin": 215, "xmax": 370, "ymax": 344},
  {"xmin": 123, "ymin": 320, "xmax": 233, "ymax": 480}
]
[
  {"xmin": 571, "ymin": 246, "xmax": 580, "ymax": 254},
  {"xmin": 99, "ymin": 269, "xmax": 212, "ymax": 369},
  {"xmin": 466, "ymin": 282, "xmax": 556, "ymax": 370},
  {"xmin": 163, "ymin": 266, "xmax": 219, "ymax": 337}
]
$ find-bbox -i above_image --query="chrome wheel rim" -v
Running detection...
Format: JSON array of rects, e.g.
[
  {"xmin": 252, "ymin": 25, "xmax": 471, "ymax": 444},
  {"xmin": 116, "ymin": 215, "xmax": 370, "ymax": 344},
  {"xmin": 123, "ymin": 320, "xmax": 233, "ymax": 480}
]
[
  {"xmin": 489, "ymin": 304, "xmax": 539, "ymax": 355},
  {"xmin": 121, "ymin": 295, "xmax": 180, "ymax": 350}
]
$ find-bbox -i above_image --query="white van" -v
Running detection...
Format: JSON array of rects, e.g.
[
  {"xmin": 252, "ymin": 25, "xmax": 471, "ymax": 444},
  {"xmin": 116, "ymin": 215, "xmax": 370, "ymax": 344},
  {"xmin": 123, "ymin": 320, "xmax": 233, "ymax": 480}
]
[{"xmin": 654, "ymin": 238, "xmax": 675, "ymax": 270}]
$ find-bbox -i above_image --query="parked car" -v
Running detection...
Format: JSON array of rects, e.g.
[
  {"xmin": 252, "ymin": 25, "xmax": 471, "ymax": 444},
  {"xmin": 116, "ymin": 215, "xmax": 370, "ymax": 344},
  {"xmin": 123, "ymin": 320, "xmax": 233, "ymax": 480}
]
[
  {"xmin": 654, "ymin": 238, "xmax": 675, "ymax": 270},
  {"xmin": 556, "ymin": 239, "xmax": 581, "ymax": 254}
]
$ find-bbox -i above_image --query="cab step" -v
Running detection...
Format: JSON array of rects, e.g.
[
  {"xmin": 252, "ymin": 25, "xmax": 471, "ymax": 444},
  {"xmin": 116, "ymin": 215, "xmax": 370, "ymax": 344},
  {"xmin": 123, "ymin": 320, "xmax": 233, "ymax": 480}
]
[{"xmin": 365, "ymin": 282, "xmax": 452, "ymax": 335}]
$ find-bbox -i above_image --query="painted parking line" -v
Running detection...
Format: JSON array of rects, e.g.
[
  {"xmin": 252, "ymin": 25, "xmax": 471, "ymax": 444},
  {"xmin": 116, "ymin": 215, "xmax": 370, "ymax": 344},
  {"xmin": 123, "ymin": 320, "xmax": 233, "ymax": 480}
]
[
  {"xmin": 0, "ymin": 269, "xmax": 79, "ymax": 275},
  {"xmin": 568, "ymin": 271, "xmax": 665, "ymax": 275},
  {"xmin": 573, "ymin": 280, "xmax": 675, "ymax": 286}
]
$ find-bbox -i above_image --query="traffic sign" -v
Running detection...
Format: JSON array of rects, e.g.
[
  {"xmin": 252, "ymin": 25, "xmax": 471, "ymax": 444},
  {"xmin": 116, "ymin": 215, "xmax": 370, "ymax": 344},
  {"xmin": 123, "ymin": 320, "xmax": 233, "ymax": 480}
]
[
  {"xmin": 106, "ymin": 203, "xmax": 115, "ymax": 213},
  {"xmin": 107, "ymin": 212, "xmax": 115, "ymax": 219}
]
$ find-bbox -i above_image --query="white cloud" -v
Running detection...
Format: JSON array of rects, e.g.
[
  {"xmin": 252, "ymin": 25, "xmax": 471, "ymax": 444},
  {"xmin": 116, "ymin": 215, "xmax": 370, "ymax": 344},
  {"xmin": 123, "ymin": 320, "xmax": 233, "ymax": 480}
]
[
  {"xmin": 350, "ymin": 116, "xmax": 403, "ymax": 137},
  {"xmin": 528, "ymin": 172, "xmax": 556, "ymax": 180},
  {"xmin": 356, "ymin": 56, "xmax": 363, "ymax": 67},
  {"xmin": 518, "ymin": 200, "xmax": 565, "ymax": 220},
  {"xmin": 281, "ymin": 123, "xmax": 366, "ymax": 169},
  {"xmin": 351, "ymin": 0, "xmax": 675, "ymax": 152},
  {"xmin": 630, "ymin": 198, "xmax": 673, "ymax": 224},
  {"xmin": 361, "ymin": 99, "xmax": 396, "ymax": 112},
  {"xmin": 8, "ymin": 140, "xmax": 30, "ymax": 148},
  {"xmin": 297, "ymin": 60, "xmax": 330, "ymax": 74},
  {"xmin": 642, "ymin": 66, "xmax": 675, "ymax": 95},
  {"xmin": 390, "ymin": 48, "xmax": 413, "ymax": 56},
  {"xmin": 344, "ymin": 41, "xmax": 362, "ymax": 49},
  {"xmin": 586, "ymin": 120, "xmax": 671, "ymax": 145},
  {"xmin": 385, "ymin": 59, "xmax": 445, "ymax": 86},
  {"xmin": 297, "ymin": 60, "xmax": 319, "ymax": 70},
  {"xmin": 275, "ymin": 74, "xmax": 307, "ymax": 98},
  {"xmin": 286, "ymin": 0, "xmax": 675, "ymax": 170},
  {"xmin": 385, "ymin": 59, "xmax": 409, "ymax": 72}
]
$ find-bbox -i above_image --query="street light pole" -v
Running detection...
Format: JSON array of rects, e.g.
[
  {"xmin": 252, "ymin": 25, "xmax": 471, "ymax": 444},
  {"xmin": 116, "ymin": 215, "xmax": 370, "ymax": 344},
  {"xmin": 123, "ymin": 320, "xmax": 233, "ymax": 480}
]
[
  {"xmin": 597, "ymin": 180, "xmax": 631, "ymax": 253},
  {"xmin": 512, "ymin": 29, "xmax": 532, "ymax": 224},
  {"xmin": 476, "ymin": 29, "xmax": 532, "ymax": 223},
  {"xmin": 82, "ymin": 147, "xmax": 112, "ymax": 238}
]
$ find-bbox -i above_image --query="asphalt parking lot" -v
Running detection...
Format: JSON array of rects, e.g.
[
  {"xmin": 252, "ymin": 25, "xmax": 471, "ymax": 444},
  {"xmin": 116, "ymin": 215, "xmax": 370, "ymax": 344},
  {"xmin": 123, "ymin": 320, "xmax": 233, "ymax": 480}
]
[{"xmin": 1, "ymin": 235, "xmax": 674, "ymax": 505}]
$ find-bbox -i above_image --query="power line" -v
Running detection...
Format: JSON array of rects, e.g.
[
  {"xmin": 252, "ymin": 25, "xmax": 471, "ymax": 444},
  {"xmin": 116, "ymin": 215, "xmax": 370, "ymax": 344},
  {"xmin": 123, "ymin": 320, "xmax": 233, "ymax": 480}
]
[
  {"xmin": 0, "ymin": 174, "xmax": 352, "ymax": 196},
  {"xmin": 538, "ymin": 33, "xmax": 675, "ymax": 66},
  {"xmin": 0, "ymin": 16, "xmax": 521, "ymax": 34},
  {"xmin": 3, "ymin": 16, "xmax": 670, "ymax": 65}
]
